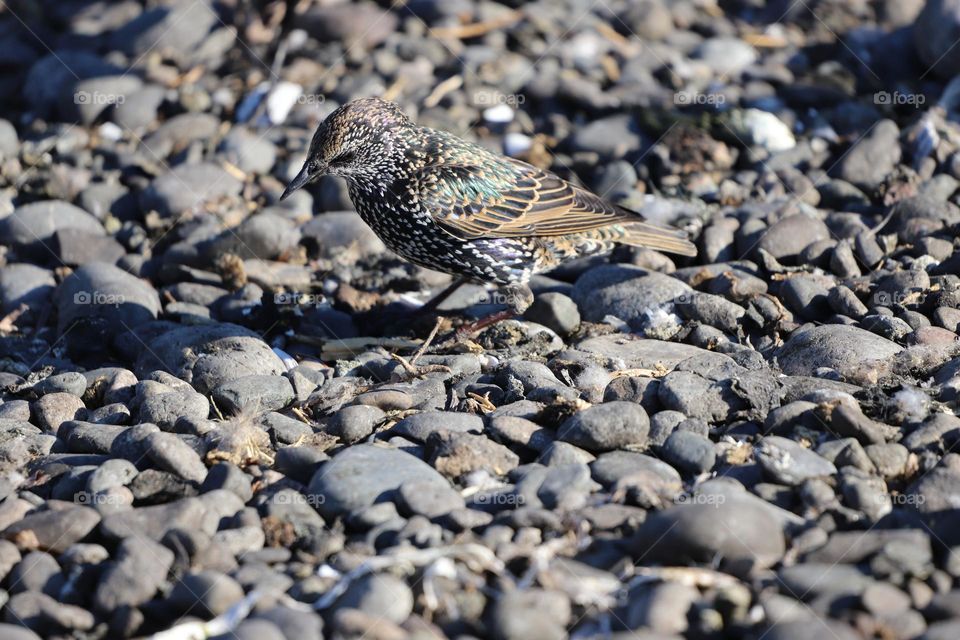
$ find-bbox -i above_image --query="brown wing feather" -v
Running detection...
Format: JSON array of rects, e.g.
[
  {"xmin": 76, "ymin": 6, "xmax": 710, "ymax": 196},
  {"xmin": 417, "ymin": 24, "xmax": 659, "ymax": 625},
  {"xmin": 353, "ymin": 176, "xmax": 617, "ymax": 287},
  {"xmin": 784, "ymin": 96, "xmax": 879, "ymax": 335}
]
[
  {"xmin": 414, "ymin": 157, "xmax": 696, "ymax": 256},
  {"xmin": 416, "ymin": 158, "xmax": 636, "ymax": 238}
]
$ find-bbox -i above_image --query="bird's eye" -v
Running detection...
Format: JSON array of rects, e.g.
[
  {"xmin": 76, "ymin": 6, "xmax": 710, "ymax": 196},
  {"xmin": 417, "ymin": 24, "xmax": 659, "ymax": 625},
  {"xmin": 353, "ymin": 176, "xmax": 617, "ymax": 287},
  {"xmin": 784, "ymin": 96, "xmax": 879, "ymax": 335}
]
[
  {"xmin": 307, "ymin": 160, "xmax": 319, "ymax": 172},
  {"xmin": 333, "ymin": 150, "xmax": 356, "ymax": 165}
]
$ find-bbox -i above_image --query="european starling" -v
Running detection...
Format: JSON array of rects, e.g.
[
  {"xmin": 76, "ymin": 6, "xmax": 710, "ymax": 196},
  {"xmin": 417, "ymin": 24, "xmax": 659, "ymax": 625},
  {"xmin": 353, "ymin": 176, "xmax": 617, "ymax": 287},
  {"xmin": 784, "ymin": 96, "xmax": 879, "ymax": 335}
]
[{"xmin": 282, "ymin": 97, "xmax": 696, "ymax": 327}]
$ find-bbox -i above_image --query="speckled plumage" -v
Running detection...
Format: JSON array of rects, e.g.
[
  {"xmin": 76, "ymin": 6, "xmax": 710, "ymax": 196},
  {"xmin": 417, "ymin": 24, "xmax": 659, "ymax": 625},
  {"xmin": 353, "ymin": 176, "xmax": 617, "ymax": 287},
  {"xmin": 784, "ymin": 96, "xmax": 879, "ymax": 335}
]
[{"xmin": 283, "ymin": 97, "xmax": 696, "ymax": 286}]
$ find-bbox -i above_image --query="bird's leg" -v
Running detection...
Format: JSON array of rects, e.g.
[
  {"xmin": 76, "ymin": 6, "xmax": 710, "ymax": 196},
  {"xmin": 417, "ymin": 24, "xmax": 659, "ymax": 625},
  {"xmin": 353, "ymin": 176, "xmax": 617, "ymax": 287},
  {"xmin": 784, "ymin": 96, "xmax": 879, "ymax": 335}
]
[
  {"xmin": 450, "ymin": 282, "xmax": 534, "ymax": 338},
  {"xmin": 418, "ymin": 277, "xmax": 468, "ymax": 315}
]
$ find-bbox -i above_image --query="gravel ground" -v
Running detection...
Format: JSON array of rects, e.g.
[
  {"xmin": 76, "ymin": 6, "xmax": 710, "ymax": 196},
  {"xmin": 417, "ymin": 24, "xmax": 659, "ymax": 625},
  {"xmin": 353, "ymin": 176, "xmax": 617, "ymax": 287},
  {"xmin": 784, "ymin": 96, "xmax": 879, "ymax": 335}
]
[{"xmin": 1, "ymin": 0, "xmax": 960, "ymax": 638}]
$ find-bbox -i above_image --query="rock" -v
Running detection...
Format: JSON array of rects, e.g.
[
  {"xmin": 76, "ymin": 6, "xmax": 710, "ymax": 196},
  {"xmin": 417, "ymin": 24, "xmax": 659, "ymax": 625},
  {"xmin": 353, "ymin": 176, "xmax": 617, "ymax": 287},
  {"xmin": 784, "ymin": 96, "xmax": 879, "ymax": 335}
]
[
  {"xmin": 571, "ymin": 265, "xmax": 692, "ymax": 330},
  {"xmin": 218, "ymin": 126, "xmax": 277, "ymax": 174},
  {"xmin": 113, "ymin": 84, "xmax": 165, "ymax": 131},
  {"xmin": 307, "ymin": 445, "xmax": 452, "ymax": 519},
  {"xmin": 294, "ymin": 2, "xmax": 398, "ymax": 49},
  {"xmin": 757, "ymin": 215, "xmax": 832, "ymax": 261},
  {"xmin": 326, "ymin": 405, "xmax": 386, "ymax": 444},
  {"xmin": 168, "ymin": 570, "xmax": 245, "ymax": 617},
  {"xmin": 696, "ymin": 37, "xmax": 757, "ymax": 75},
  {"xmin": 203, "ymin": 213, "xmax": 301, "ymax": 261},
  {"xmin": 776, "ymin": 325, "xmax": 903, "ymax": 378},
  {"xmin": 5, "ymin": 591, "xmax": 94, "ymax": 635},
  {"xmin": 140, "ymin": 162, "xmax": 243, "ymax": 217},
  {"xmin": 834, "ymin": 119, "xmax": 901, "ymax": 191},
  {"xmin": 135, "ymin": 323, "xmax": 285, "ymax": 394},
  {"xmin": 93, "ymin": 536, "xmax": 174, "ymax": 611},
  {"xmin": 110, "ymin": 0, "xmax": 219, "ymax": 66},
  {"xmin": 142, "ymin": 112, "xmax": 220, "ymax": 156},
  {"xmin": 50, "ymin": 228, "xmax": 126, "ymax": 266},
  {"xmin": 0, "ymin": 264, "xmax": 55, "ymax": 316},
  {"xmin": 33, "ymin": 372, "xmax": 87, "ymax": 397},
  {"xmin": 137, "ymin": 387, "xmax": 210, "ymax": 430},
  {"xmin": 489, "ymin": 589, "xmax": 571, "ymax": 640},
  {"xmin": 658, "ymin": 354, "xmax": 779, "ymax": 422},
  {"xmin": 55, "ymin": 262, "xmax": 161, "ymax": 358},
  {"xmin": 397, "ymin": 479, "xmax": 464, "ymax": 518},
  {"xmin": 8, "ymin": 550, "xmax": 61, "ymax": 595},
  {"xmin": 635, "ymin": 492, "xmax": 786, "ymax": 577},
  {"xmin": 0, "ymin": 625, "xmax": 41, "ymax": 640},
  {"xmin": 391, "ymin": 411, "xmax": 482, "ymax": 442},
  {"xmin": 622, "ymin": 581, "xmax": 698, "ymax": 634},
  {"xmin": 2, "ymin": 505, "xmax": 99, "ymax": 553},
  {"xmin": 211, "ymin": 375, "xmax": 295, "ymax": 414},
  {"xmin": 145, "ymin": 432, "xmax": 208, "ymax": 483},
  {"xmin": 524, "ymin": 292, "xmax": 581, "ymax": 336},
  {"xmin": 427, "ymin": 431, "xmax": 521, "ymax": 478},
  {"xmin": 62, "ymin": 75, "xmax": 142, "ymax": 124},
  {"xmin": 661, "ymin": 430, "xmax": 716, "ymax": 475},
  {"xmin": 914, "ymin": 0, "xmax": 960, "ymax": 77},
  {"xmin": 336, "ymin": 573, "xmax": 413, "ymax": 624},
  {"xmin": 32, "ymin": 393, "xmax": 85, "ymax": 433},
  {"xmin": 300, "ymin": 211, "xmax": 386, "ymax": 261},
  {"xmin": 568, "ymin": 114, "xmax": 644, "ymax": 158},
  {"xmin": 100, "ymin": 497, "xmax": 206, "ymax": 541},
  {"xmin": 557, "ymin": 401, "xmax": 649, "ymax": 452},
  {"xmin": 756, "ymin": 436, "xmax": 837, "ymax": 485},
  {"xmin": 0, "ymin": 201, "xmax": 104, "ymax": 249}
]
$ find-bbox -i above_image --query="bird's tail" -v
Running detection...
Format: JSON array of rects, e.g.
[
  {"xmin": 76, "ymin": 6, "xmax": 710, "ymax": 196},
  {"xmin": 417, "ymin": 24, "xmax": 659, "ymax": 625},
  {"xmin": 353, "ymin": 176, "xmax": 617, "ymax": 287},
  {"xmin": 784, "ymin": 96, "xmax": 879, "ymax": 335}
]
[{"xmin": 619, "ymin": 221, "xmax": 698, "ymax": 257}]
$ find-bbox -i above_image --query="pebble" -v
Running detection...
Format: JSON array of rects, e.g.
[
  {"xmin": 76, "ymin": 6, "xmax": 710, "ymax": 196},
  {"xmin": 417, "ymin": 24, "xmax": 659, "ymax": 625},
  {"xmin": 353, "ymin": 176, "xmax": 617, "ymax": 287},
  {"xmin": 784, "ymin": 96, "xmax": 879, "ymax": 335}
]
[
  {"xmin": 307, "ymin": 444, "xmax": 451, "ymax": 519},
  {"xmin": 756, "ymin": 436, "xmax": 838, "ymax": 485},
  {"xmin": 557, "ymin": 401, "xmax": 650, "ymax": 452}
]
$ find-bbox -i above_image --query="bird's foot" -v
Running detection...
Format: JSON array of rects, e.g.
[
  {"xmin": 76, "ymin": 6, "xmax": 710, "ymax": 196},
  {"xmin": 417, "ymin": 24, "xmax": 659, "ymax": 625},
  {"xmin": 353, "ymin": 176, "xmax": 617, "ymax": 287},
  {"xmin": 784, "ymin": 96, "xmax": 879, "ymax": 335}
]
[{"xmin": 433, "ymin": 283, "xmax": 533, "ymax": 345}]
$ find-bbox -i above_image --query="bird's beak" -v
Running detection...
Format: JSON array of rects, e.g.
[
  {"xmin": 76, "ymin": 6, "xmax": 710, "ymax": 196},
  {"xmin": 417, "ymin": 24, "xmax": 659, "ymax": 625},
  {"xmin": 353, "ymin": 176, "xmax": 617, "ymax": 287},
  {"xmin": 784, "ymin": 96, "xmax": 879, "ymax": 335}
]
[{"xmin": 280, "ymin": 162, "xmax": 324, "ymax": 201}]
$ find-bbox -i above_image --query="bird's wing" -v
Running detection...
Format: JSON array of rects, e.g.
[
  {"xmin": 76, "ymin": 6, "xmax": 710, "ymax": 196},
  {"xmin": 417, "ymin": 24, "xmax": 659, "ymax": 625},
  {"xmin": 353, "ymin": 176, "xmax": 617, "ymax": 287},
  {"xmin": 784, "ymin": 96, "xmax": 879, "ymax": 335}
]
[{"xmin": 413, "ymin": 157, "xmax": 640, "ymax": 239}]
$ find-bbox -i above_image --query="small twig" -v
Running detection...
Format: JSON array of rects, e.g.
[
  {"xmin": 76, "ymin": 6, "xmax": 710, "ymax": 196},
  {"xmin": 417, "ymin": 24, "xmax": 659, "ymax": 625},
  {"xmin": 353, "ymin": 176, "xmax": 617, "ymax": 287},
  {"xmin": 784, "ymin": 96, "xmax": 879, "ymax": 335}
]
[
  {"xmin": 428, "ymin": 10, "xmax": 522, "ymax": 39},
  {"xmin": 424, "ymin": 75, "xmax": 464, "ymax": 108},
  {"xmin": 0, "ymin": 304, "xmax": 28, "ymax": 333},
  {"xmin": 412, "ymin": 316, "xmax": 444, "ymax": 365}
]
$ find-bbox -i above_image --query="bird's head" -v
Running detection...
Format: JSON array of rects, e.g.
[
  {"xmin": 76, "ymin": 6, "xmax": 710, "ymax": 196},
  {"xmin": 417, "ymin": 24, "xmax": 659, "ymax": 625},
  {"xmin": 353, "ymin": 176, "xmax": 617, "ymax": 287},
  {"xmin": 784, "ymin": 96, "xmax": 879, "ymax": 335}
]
[{"xmin": 281, "ymin": 97, "xmax": 412, "ymax": 200}]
